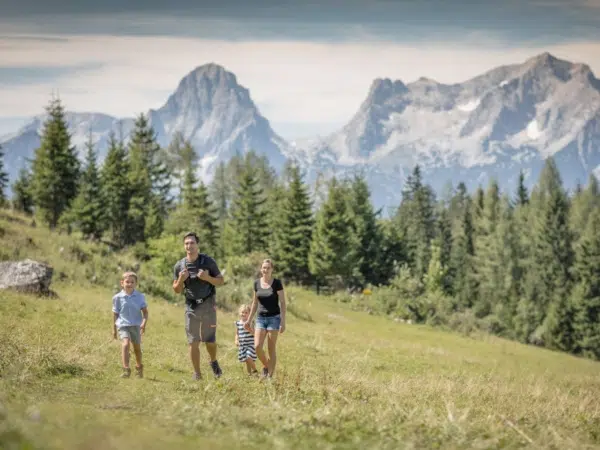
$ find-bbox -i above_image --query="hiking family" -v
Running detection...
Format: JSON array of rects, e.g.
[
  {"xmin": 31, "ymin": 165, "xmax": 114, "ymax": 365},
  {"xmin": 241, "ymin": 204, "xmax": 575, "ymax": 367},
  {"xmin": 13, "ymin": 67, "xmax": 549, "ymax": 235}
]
[{"xmin": 111, "ymin": 231, "xmax": 287, "ymax": 380}]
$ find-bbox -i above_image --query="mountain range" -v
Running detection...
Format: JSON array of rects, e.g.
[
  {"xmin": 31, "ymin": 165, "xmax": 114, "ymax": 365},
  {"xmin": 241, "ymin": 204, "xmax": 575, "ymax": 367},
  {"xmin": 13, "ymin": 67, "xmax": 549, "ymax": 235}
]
[{"xmin": 2, "ymin": 52, "xmax": 600, "ymax": 212}]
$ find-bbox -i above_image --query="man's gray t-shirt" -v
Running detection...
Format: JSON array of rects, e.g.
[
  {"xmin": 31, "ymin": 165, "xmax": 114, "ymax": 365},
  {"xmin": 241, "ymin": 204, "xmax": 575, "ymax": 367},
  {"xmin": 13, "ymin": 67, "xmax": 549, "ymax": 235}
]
[{"xmin": 173, "ymin": 254, "xmax": 221, "ymax": 308}]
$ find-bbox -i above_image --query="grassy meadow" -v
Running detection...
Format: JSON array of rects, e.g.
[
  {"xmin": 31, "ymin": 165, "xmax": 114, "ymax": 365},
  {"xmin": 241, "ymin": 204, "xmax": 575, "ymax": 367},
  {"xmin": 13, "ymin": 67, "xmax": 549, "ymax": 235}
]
[{"xmin": 1, "ymin": 210, "xmax": 599, "ymax": 450}]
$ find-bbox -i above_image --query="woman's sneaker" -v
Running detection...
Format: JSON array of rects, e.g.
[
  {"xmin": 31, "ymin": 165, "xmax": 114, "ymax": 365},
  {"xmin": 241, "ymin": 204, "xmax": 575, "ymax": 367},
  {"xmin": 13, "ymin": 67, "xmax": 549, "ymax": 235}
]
[{"xmin": 261, "ymin": 367, "xmax": 269, "ymax": 378}]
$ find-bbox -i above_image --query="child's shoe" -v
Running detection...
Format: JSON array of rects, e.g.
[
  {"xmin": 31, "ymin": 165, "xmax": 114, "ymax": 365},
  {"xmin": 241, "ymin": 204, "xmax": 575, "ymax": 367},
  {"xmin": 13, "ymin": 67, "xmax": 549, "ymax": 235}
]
[
  {"xmin": 192, "ymin": 372, "xmax": 202, "ymax": 381},
  {"xmin": 120, "ymin": 367, "xmax": 131, "ymax": 378},
  {"xmin": 135, "ymin": 365, "xmax": 144, "ymax": 379}
]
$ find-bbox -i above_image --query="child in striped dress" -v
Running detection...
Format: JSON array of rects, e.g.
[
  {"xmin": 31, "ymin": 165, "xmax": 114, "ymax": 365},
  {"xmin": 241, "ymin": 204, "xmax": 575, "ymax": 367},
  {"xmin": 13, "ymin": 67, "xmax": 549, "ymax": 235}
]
[{"xmin": 235, "ymin": 304, "xmax": 258, "ymax": 376}]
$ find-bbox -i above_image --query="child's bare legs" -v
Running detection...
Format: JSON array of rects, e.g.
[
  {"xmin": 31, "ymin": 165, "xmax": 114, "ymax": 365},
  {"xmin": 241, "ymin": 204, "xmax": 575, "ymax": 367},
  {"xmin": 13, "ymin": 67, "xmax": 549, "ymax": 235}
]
[
  {"xmin": 245, "ymin": 358, "xmax": 257, "ymax": 374},
  {"xmin": 121, "ymin": 338, "xmax": 131, "ymax": 368},
  {"xmin": 132, "ymin": 342, "xmax": 143, "ymax": 377},
  {"xmin": 254, "ymin": 328, "xmax": 269, "ymax": 373},
  {"xmin": 267, "ymin": 331, "xmax": 279, "ymax": 377},
  {"xmin": 120, "ymin": 338, "xmax": 132, "ymax": 377},
  {"xmin": 120, "ymin": 332, "xmax": 143, "ymax": 378}
]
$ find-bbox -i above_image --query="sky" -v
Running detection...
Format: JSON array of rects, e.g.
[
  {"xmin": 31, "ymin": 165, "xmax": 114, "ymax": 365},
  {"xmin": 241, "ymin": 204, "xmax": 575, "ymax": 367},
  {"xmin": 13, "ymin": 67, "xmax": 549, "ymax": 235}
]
[{"xmin": 1, "ymin": 0, "xmax": 600, "ymax": 140}]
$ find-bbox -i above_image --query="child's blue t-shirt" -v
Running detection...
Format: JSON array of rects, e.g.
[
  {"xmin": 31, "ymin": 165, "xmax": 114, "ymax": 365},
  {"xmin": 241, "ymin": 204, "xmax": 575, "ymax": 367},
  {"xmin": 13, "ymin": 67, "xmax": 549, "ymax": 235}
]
[{"xmin": 112, "ymin": 290, "xmax": 147, "ymax": 327}]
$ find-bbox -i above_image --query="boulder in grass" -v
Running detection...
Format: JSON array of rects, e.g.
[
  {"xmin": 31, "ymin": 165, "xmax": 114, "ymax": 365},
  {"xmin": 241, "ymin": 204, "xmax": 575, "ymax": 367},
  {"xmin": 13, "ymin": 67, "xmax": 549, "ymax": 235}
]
[{"xmin": 0, "ymin": 259, "xmax": 54, "ymax": 295}]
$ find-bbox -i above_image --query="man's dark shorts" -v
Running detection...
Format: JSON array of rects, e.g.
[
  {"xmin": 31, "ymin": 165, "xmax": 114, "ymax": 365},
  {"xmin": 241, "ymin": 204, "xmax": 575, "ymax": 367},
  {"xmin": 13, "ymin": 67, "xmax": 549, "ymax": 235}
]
[{"xmin": 185, "ymin": 296, "xmax": 217, "ymax": 344}]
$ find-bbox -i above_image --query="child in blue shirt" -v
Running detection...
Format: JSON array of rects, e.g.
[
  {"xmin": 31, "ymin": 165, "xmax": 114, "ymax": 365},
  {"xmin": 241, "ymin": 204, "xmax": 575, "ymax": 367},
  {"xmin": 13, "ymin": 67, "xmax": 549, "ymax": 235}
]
[{"xmin": 112, "ymin": 271, "xmax": 148, "ymax": 378}]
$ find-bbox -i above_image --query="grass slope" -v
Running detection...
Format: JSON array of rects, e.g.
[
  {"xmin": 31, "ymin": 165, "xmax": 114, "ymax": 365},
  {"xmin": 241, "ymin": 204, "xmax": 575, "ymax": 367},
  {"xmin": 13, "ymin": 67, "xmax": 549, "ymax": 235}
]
[{"xmin": 1, "ymin": 211, "xmax": 599, "ymax": 450}]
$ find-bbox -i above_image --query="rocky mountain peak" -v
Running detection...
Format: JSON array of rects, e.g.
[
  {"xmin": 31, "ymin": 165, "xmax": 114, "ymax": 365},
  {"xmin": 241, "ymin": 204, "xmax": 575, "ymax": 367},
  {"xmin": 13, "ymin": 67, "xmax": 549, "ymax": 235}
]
[
  {"xmin": 522, "ymin": 51, "xmax": 580, "ymax": 83},
  {"xmin": 159, "ymin": 63, "xmax": 253, "ymax": 116},
  {"xmin": 366, "ymin": 78, "xmax": 408, "ymax": 105}
]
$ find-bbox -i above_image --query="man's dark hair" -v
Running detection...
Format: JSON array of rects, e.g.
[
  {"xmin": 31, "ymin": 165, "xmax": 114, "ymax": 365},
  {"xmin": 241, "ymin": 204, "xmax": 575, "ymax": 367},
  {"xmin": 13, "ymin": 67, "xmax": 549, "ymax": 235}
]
[{"xmin": 183, "ymin": 231, "xmax": 199, "ymax": 243}]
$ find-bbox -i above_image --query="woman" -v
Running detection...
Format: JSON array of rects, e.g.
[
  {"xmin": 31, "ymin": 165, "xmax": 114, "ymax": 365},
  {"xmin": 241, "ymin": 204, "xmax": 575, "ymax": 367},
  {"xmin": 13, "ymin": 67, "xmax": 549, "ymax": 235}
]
[{"xmin": 244, "ymin": 259, "xmax": 286, "ymax": 378}]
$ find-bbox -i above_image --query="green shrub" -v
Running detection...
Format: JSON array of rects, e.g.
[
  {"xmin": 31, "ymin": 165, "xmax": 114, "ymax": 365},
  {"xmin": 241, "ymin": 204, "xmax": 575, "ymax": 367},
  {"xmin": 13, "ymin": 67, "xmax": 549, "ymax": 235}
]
[
  {"xmin": 132, "ymin": 242, "xmax": 151, "ymax": 262},
  {"xmin": 224, "ymin": 252, "xmax": 269, "ymax": 282}
]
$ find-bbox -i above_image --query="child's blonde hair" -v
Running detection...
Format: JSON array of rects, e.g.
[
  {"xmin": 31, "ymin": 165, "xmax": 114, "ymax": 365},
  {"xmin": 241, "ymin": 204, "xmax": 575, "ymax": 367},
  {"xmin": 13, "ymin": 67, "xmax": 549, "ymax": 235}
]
[
  {"xmin": 238, "ymin": 304, "xmax": 250, "ymax": 316},
  {"xmin": 122, "ymin": 271, "xmax": 138, "ymax": 282}
]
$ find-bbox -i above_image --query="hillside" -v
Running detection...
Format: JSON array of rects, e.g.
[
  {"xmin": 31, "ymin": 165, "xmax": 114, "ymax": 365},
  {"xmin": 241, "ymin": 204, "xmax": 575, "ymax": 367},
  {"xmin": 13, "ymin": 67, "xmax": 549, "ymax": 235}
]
[{"xmin": 1, "ymin": 210, "xmax": 599, "ymax": 449}]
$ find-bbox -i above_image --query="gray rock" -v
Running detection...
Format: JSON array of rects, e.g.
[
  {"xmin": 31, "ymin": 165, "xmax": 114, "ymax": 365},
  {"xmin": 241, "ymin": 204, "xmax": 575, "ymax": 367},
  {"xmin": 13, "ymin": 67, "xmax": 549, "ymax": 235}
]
[{"xmin": 0, "ymin": 259, "xmax": 54, "ymax": 295}]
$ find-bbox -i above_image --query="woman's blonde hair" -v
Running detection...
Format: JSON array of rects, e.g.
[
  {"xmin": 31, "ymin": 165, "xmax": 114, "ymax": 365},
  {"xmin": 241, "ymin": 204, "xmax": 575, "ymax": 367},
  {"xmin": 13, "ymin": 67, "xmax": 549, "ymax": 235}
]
[{"xmin": 261, "ymin": 259, "xmax": 274, "ymax": 270}]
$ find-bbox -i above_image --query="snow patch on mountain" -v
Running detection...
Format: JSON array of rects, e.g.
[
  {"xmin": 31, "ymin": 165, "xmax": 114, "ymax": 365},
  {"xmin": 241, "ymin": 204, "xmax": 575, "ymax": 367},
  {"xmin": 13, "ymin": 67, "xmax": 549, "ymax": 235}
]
[
  {"xmin": 526, "ymin": 119, "xmax": 542, "ymax": 139},
  {"xmin": 457, "ymin": 98, "xmax": 480, "ymax": 112}
]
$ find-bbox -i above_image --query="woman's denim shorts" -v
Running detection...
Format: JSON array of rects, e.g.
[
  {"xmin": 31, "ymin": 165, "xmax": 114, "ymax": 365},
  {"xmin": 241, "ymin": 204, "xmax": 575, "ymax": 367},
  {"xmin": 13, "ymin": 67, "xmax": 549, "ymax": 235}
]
[{"xmin": 256, "ymin": 314, "xmax": 281, "ymax": 331}]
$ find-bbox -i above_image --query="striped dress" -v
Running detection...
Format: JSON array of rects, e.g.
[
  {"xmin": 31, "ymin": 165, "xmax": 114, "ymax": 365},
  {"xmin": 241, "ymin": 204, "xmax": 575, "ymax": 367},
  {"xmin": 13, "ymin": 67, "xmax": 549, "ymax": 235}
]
[{"xmin": 235, "ymin": 320, "xmax": 257, "ymax": 362}]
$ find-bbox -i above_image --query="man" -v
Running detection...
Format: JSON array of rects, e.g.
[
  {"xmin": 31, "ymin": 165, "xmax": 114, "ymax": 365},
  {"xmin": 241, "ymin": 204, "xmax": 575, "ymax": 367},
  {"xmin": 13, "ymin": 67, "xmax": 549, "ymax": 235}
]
[{"xmin": 173, "ymin": 231, "xmax": 225, "ymax": 380}]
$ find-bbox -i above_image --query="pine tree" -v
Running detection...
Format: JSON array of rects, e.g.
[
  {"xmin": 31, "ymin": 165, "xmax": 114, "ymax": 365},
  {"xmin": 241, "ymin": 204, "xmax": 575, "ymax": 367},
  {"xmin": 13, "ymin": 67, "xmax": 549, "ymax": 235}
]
[
  {"xmin": 126, "ymin": 113, "xmax": 170, "ymax": 243},
  {"xmin": 161, "ymin": 131, "xmax": 196, "ymax": 195},
  {"xmin": 245, "ymin": 150, "xmax": 278, "ymax": 197},
  {"xmin": 473, "ymin": 186, "xmax": 485, "ymax": 221},
  {"xmin": 449, "ymin": 197, "xmax": 477, "ymax": 309},
  {"xmin": 493, "ymin": 195, "xmax": 523, "ymax": 336},
  {"xmin": 434, "ymin": 206, "xmax": 453, "ymax": 294},
  {"xmin": 472, "ymin": 179, "xmax": 501, "ymax": 317},
  {"xmin": 229, "ymin": 159, "xmax": 268, "ymax": 254},
  {"xmin": 448, "ymin": 182, "xmax": 469, "ymax": 224},
  {"xmin": 516, "ymin": 158, "xmax": 574, "ymax": 345},
  {"xmin": 127, "ymin": 113, "xmax": 152, "ymax": 243},
  {"xmin": 309, "ymin": 177, "xmax": 359, "ymax": 289},
  {"xmin": 180, "ymin": 142, "xmax": 198, "ymax": 208},
  {"xmin": 346, "ymin": 172, "xmax": 383, "ymax": 287},
  {"xmin": 12, "ymin": 167, "xmax": 34, "ymax": 214},
  {"xmin": 515, "ymin": 170, "xmax": 529, "ymax": 206},
  {"xmin": 273, "ymin": 164, "xmax": 314, "ymax": 285},
  {"xmin": 396, "ymin": 165, "xmax": 436, "ymax": 278},
  {"xmin": 570, "ymin": 207, "xmax": 600, "ymax": 359},
  {"xmin": 266, "ymin": 179, "xmax": 288, "ymax": 260},
  {"xmin": 569, "ymin": 174, "xmax": 599, "ymax": 244},
  {"xmin": 100, "ymin": 130, "xmax": 130, "ymax": 247},
  {"xmin": 30, "ymin": 96, "xmax": 80, "ymax": 228},
  {"xmin": 0, "ymin": 145, "xmax": 8, "ymax": 207},
  {"xmin": 425, "ymin": 240, "xmax": 446, "ymax": 294},
  {"xmin": 163, "ymin": 140, "xmax": 219, "ymax": 254},
  {"xmin": 166, "ymin": 179, "xmax": 220, "ymax": 258},
  {"xmin": 195, "ymin": 180, "xmax": 220, "ymax": 256},
  {"xmin": 144, "ymin": 197, "xmax": 164, "ymax": 241},
  {"xmin": 312, "ymin": 170, "xmax": 329, "ymax": 211},
  {"xmin": 210, "ymin": 161, "xmax": 231, "ymax": 224},
  {"xmin": 68, "ymin": 130, "xmax": 104, "ymax": 239},
  {"xmin": 377, "ymin": 219, "xmax": 407, "ymax": 285}
]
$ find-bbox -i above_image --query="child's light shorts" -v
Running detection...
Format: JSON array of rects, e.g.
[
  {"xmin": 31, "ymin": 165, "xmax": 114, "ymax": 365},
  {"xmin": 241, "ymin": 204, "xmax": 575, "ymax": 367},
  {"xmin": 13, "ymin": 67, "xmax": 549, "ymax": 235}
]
[{"xmin": 118, "ymin": 326, "xmax": 141, "ymax": 344}]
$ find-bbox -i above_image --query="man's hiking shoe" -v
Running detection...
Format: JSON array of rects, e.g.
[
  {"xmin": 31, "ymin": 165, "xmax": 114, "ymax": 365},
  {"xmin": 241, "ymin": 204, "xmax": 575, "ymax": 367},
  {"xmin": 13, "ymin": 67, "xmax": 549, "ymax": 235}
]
[
  {"xmin": 192, "ymin": 372, "xmax": 202, "ymax": 381},
  {"xmin": 135, "ymin": 365, "xmax": 144, "ymax": 379},
  {"xmin": 120, "ymin": 367, "xmax": 131, "ymax": 378},
  {"xmin": 210, "ymin": 360, "xmax": 223, "ymax": 378}
]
